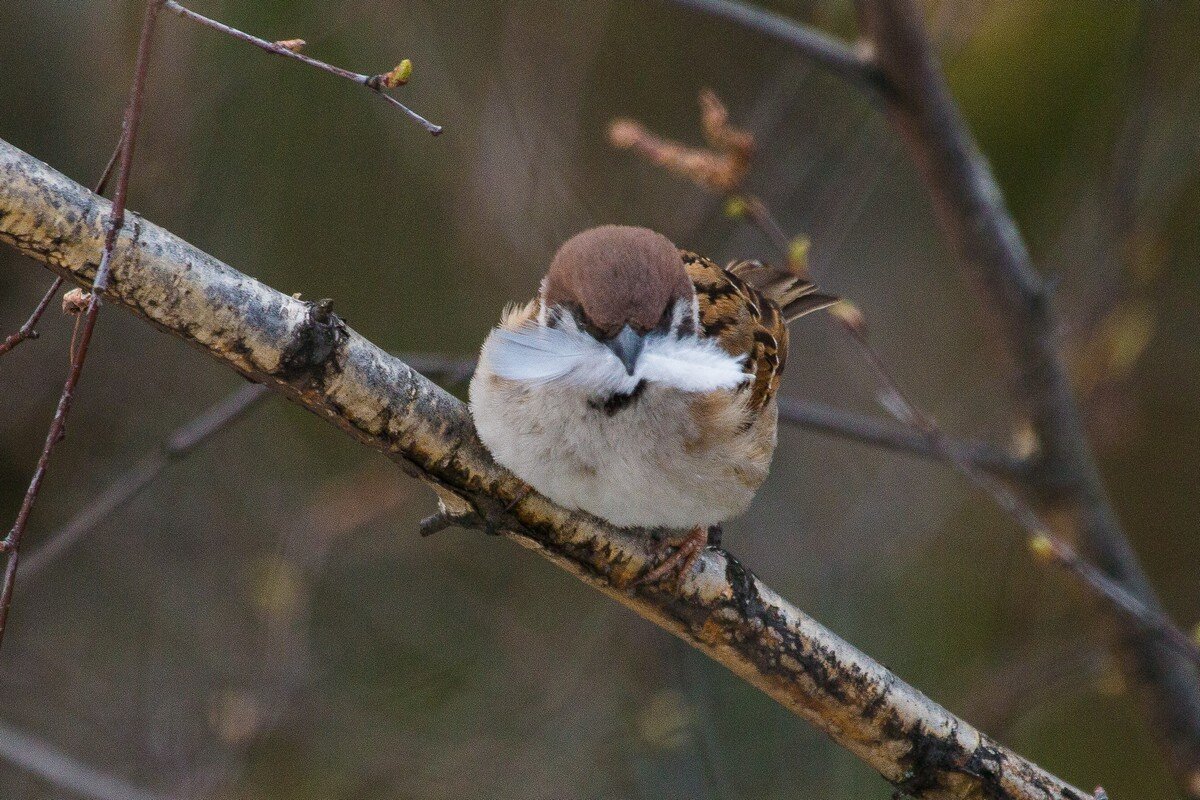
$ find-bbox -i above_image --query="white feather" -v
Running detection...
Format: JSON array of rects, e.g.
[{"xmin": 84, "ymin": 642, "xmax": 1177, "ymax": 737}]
[
  {"xmin": 482, "ymin": 321, "xmax": 749, "ymax": 395},
  {"xmin": 638, "ymin": 335, "xmax": 749, "ymax": 391}
]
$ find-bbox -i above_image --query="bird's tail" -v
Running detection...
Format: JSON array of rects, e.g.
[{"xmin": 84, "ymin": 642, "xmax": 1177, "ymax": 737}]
[{"xmin": 728, "ymin": 259, "xmax": 840, "ymax": 323}]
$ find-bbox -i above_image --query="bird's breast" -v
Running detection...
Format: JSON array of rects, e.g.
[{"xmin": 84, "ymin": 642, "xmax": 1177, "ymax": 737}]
[{"xmin": 469, "ymin": 367, "xmax": 776, "ymax": 529}]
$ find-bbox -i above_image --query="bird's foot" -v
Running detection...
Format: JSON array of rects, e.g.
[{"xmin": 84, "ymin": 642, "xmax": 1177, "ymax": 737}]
[{"xmin": 632, "ymin": 525, "xmax": 710, "ymax": 588}]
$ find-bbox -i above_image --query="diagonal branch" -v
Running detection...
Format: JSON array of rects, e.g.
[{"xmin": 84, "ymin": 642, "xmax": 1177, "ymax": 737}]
[
  {"xmin": 18, "ymin": 382, "xmax": 270, "ymax": 582},
  {"xmin": 778, "ymin": 397, "xmax": 1028, "ymax": 478},
  {"xmin": 17, "ymin": 354, "xmax": 475, "ymax": 582},
  {"xmin": 0, "ymin": 0, "xmax": 163, "ymax": 652},
  {"xmin": 662, "ymin": 0, "xmax": 1200, "ymax": 793},
  {"xmin": 0, "ymin": 137, "xmax": 1091, "ymax": 800},
  {"xmin": 162, "ymin": 1, "xmax": 442, "ymax": 135},
  {"xmin": 0, "ymin": 276, "xmax": 63, "ymax": 356},
  {"xmin": 610, "ymin": 91, "xmax": 1200, "ymax": 669},
  {"xmin": 0, "ymin": 718, "xmax": 180, "ymax": 800},
  {"xmin": 852, "ymin": 1, "xmax": 1200, "ymax": 793},
  {"xmin": 663, "ymin": 0, "xmax": 882, "ymax": 93}
]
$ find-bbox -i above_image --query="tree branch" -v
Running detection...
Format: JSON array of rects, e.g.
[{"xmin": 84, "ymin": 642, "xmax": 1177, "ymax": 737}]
[
  {"xmin": 162, "ymin": 1, "xmax": 442, "ymax": 135},
  {"xmin": 0, "ymin": 137, "xmax": 1091, "ymax": 800},
  {"xmin": 663, "ymin": 0, "xmax": 882, "ymax": 93},
  {"xmin": 18, "ymin": 382, "xmax": 270, "ymax": 582},
  {"xmin": 852, "ymin": 1, "xmax": 1200, "ymax": 792},
  {"xmin": 661, "ymin": 0, "xmax": 1200, "ymax": 793},
  {"xmin": 778, "ymin": 397, "xmax": 1028, "ymax": 478},
  {"xmin": 0, "ymin": 718, "xmax": 180, "ymax": 800},
  {"xmin": 0, "ymin": 0, "xmax": 163, "ymax": 652},
  {"xmin": 0, "ymin": 276, "xmax": 63, "ymax": 356},
  {"xmin": 609, "ymin": 90, "xmax": 1200, "ymax": 670}
]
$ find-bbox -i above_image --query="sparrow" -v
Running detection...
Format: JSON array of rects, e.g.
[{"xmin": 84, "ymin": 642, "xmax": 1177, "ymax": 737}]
[{"xmin": 469, "ymin": 225, "xmax": 836, "ymax": 584}]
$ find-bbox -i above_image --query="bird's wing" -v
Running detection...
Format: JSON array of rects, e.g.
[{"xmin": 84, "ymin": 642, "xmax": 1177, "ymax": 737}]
[
  {"xmin": 725, "ymin": 259, "xmax": 840, "ymax": 323},
  {"xmin": 682, "ymin": 251, "xmax": 794, "ymax": 414}
]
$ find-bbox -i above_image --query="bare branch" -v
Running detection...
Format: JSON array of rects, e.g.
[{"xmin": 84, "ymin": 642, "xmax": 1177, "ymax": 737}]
[
  {"xmin": 17, "ymin": 355, "xmax": 472, "ymax": 581},
  {"xmin": 0, "ymin": 718, "xmax": 179, "ymax": 800},
  {"xmin": 635, "ymin": 2, "xmax": 1200, "ymax": 790},
  {"xmin": 777, "ymin": 397, "xmax": 1028, "ymax": 478},
  {"xmin": 0, "ymin": 277, "xmax": 63, "ymax": 356},
  {"xmin": 18, "ymin": 383, "xmax": 270, "ymax": 582},
  {"xmin": 162, "ymin": 1, "xmax": 443, "ymax": 136},
  {"xmin": 609, "ymin": 90, "xmax": 1200, "ymax": 671},
  {"xmin": 0, "ymin": 137, "xmax": 1091, "ymax": 800},
  {"xmin": 852, "ymin": 1, "xmax": 1200, "ymax": 791},
  {"xmin": 663, "ymin": 0, "xmax": 882, "ymax": 93},
  {"xmin": 0, "ymin": 0, "xmax": 164, "ymax": 652}
]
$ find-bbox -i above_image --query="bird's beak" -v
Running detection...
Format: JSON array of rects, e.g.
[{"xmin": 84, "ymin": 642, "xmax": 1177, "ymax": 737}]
[{"xmin": 605, "ymin": 325, "xmax": 646, "ymax": 375}]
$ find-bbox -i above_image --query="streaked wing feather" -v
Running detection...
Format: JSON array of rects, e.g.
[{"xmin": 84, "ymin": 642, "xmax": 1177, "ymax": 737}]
[{"xmin": 682, "ymin": 251, "xmax": 789, "ymax": 414}]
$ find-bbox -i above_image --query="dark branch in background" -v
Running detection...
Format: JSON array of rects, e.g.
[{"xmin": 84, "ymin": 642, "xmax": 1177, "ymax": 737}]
[
  {"xmin": 777, "ymin": 397, "xmax": 1027, "ymax": 478},
  {"xmin": 0, "ymin": 0, "xmax": 164, "ymax": 652},
  {"xmin": 0, "ymin": 718, "xmax": 179, "ymax": 800},
  {"xmin": 659, "ymin": 0, "xmax": 1200, "ymax": 793},
  {"xmin": 852, "ymin": 2, "xmax": 1200, "ymax": 793},
  {"xmin": 18, "ymin": 383, "xmax": 270, "ymax": 581},
  {"xmin": 0, "ymin": 137, "xmax": 1091, "ymax": 800},
  {"xmin": 162, "ymin": 1, "xmax": 442, "ymax": 135},
  {"xmin": 18, "ymin": 354, "xmax": 473, "ymax": 582},
  {"xmin": 609, "ymin": 90, "xmax": 1200, "ymax": 669},
  {"xmin": 388, "ymin": 347, "xmax": 1032, "ymax": 478},
  {"xmin": 0, "ymin": 277, "xmax": 63, "ymax": 356},
  {"xmin": 664, "ymin": 0, "xmax": 881, "ymax": 93}
]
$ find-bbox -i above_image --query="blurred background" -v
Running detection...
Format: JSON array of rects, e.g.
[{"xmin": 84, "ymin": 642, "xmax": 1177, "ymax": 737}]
[{"xmin": 2, "ymin": 1, "xmax": 1199, "ymax": 797}]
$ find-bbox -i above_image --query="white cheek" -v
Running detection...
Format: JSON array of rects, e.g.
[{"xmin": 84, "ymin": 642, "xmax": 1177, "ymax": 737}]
[
  {"xmin": 635, "ymin": 337, "xmax": 749, "ymax": 393},
  {"xmin": 481, "ymin": 323, "xmax": 638, "ymax": 394}
]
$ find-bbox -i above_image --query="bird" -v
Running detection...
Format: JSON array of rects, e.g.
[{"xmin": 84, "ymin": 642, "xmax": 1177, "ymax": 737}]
[{"xmin": 469, "ymin": 225, "xmax": 837, "ymax": 585}]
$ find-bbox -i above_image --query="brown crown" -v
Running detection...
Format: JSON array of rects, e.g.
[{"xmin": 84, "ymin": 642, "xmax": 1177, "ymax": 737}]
[{"xmin": 543, "ymin": 225, "xmax": 692, "ymax": 338}]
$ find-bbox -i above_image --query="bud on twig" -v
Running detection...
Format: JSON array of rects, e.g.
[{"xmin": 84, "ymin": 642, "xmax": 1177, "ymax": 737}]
[
  {"xmin": 371, "ymin": 59, "xmax": 412, "ymax": 90},
  {"xmin": 1028, "ymin": 533, "xmax": 1055, "ymax": 562},
  {"xmin": 61, "ymin": 288, "xmax": 92, "ymax": 315}
]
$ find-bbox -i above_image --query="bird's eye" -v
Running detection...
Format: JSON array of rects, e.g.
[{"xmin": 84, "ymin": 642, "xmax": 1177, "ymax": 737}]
[{"xmin": 655, "ymin": 304, "xmax": 674, "ymax": 332}]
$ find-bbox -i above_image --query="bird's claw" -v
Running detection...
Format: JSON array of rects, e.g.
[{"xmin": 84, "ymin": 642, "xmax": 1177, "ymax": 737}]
[{"xmin": 631, "ymin": 526, "xmax": 710, "ymax": 589}]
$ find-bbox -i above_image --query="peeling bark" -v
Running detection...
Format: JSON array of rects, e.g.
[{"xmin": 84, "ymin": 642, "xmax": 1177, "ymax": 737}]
[{"xmin": 0, "ymin": 137, "xmax": 1090, "ymax": 800}]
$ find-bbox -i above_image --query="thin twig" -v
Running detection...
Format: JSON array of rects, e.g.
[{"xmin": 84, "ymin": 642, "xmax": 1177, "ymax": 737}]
[
  {"xmin": 777, "ymin": 397, "xmax": 1027, "ymax": 478},
  {"xmin": 162, "ymin": 0, "xmax": 442, "ymax": 135},
  {"xmin": 663, "ymin": 0, "xmax": 882, "ymax": 93},
  {"xmin": 19, "ymin": 356, "xmax": 471, "ymax": 581},
  {"xmin": 19, "ymin": 382, "xmax": 269, "ymax": 582},
  {"xmin": 675, "ymin": 0, "xmax": 1200, "ymax": 785},
  {"xmin": 0, "ymin": 277, "xmax": 63, "ymax": 357},
  {"xmin": 93, "ymin": 132, "xmax": 125, "ymax": 198},
  {"xmin": 836, "ymin": 308, "xmax": 1200, "ymax": 666},
  {"xmin": 0, "ymin": 0, "xmax": 164, "ymax": 652},
  {"xmin": 0, "ymin": 718, "xmax": 179, "ymax": 800}
]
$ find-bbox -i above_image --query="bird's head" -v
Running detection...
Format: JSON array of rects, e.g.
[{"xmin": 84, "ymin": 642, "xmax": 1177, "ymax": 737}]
[
  {"xmin": 481, "ymin": 226, "xmax": 749, "ymax": 398},
  {"xmin": 541, "ymin": 225, "xmax": 694, "ymax": 374}
]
